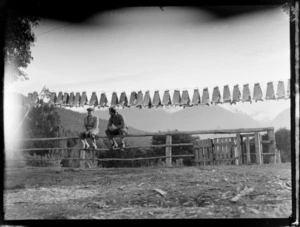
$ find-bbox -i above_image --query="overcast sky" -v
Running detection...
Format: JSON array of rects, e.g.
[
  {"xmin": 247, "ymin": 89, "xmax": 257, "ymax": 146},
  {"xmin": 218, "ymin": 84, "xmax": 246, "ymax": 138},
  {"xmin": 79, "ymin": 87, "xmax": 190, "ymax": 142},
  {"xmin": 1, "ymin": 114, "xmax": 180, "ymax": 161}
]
[{"xmin": 5, "ymin": 6, "xmax": 290, "ymax": 119}]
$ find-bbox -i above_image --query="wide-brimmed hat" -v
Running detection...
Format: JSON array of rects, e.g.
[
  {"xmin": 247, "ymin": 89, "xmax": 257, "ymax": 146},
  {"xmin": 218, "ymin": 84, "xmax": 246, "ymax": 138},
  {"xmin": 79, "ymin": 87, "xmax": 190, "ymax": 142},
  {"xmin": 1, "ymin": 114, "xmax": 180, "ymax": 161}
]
[{"xmin": 87, "ymin": 107, "xmax": 94, "ymax": 111}]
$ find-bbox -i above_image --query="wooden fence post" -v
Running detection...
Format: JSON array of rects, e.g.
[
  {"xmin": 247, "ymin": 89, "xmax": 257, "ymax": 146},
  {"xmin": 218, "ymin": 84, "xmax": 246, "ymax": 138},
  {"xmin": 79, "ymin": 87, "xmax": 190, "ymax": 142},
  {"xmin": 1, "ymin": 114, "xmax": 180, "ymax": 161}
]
[
  {"xmin": 80, "ymin": 149, "xmax": 85, "ymax": 168},
  {"xmin": 230, "ymin": 138, "xmax": 235, "ymax": 165},
  {"xmin": 259, "ymin": 134, "xmax": 264, "ymax": 164},
  {"xmin": 214, "ymin": 138, "xmax": 218, "ymax": 165},
  {"xmin": 223, "ymin": 138, "xmax": 227, "ymax": 164},
  {"xmin": 255, "ymin": 132, "xmax": 262, "ymax": 165},
  {"xmin": 246, "ymin": 135, "xmax": 251, "ymax": 164},
  {"xmin": 194, "ymin": 141, "xmax": 199, "ymax": 166},
  {"xmin": 276, "ymin": 149, "xmax": 282, "ymax": 164},
  {"xmin": 234, "ymin": 138, "xmax": 239, "ymax": 165},
  {"xmin": 165, "ymin": 135, "xmax": 172, "ymax": 167},
  {"xmin": 210, "ymin": 139, "xmax": 214, "ymax": 165},
  {"xmin": 224, "ymin": 138, "xmax": 228, "ymax": 165},
  {"xmin": 228, "ymin": 138, "xmax": 232, "ymax": 165},
  {"xmin": 202, "ymin": 140, "xmax": 206, "ymax": 166},
  {"xmin": 267, "ymin": 129, "xmax": 276, "ymax": 164},
  {"xmin": 221, "ymin": 138, "xmax": 224, "ymax": 164},
  {"xmin": 240, "ymin": 135, "xmax": 244, "ymax": 161},
  {"xmin": 236, "ymin": 133, "xmax": 242, "ymax": 165}
]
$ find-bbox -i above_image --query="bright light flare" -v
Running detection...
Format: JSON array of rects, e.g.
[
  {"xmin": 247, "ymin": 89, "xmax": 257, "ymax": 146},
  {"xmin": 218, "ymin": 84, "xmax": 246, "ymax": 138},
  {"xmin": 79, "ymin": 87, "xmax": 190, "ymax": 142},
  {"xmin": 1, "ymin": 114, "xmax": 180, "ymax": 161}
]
[{"xmin": 4, "ymin": 66, "xmax": 26, "ymax": 161}]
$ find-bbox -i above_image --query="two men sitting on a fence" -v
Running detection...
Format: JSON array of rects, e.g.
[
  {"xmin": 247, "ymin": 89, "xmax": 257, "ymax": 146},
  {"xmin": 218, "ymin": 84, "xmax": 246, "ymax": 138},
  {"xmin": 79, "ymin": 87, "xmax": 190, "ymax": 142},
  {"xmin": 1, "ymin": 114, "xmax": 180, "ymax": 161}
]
[{"xmin": 80, "ymin": 107, "xmax": 127, "ymax": 151}]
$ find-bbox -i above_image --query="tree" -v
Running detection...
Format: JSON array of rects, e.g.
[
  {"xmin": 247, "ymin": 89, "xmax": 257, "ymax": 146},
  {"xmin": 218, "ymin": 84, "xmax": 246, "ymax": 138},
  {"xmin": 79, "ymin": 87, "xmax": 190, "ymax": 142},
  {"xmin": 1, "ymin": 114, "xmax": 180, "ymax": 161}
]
[
  {"xmin": 23, "ymin": 104, "xmax": 61, "ymax": 156},
  {"xmin": 275, "ymin": 128, "xmax": 291, "ymax": 163},
  {"xmin": 4, "ymin": 9, "xmax": 39, "ymax": 81}
]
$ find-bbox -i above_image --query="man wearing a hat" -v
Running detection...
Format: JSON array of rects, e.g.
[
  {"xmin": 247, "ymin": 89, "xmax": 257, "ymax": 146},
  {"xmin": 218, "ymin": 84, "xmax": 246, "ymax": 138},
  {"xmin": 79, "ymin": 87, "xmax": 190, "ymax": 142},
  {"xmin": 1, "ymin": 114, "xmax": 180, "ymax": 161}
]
[
  {"xmin": 79, "ymin": 107, "xmax": 99, "ymax": 149},
  {"xmin": 105, "ymin": 107, "xmax": 128, "ymax": 151}
]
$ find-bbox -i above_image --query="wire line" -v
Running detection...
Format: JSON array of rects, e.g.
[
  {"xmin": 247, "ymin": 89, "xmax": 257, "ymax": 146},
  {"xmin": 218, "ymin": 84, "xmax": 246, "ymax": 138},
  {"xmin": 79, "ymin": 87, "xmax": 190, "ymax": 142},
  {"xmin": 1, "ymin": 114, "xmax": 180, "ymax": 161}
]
[{"xmin": 36, "ymin": 24, "xmax": 72, "ymax": 37}]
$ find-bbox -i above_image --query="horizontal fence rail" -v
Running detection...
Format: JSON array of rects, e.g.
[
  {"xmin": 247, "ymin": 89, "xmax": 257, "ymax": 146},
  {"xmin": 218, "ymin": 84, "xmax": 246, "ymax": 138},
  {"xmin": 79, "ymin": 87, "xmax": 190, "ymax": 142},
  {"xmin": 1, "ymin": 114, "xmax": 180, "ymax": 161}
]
[
  {"xmin": 17, "ymin": 127, "xmax": 275, "ymax": 142},
  {"xmin": 249, "ymin": 140, "xmax": 273, "ymax": 144},
  {"xmin": 15, "ymin": 143, "xmax": 194, "ymax": 152},
  {"xmin": 17, "ymin": 155, "xmax": 195, "ymax": 162}
]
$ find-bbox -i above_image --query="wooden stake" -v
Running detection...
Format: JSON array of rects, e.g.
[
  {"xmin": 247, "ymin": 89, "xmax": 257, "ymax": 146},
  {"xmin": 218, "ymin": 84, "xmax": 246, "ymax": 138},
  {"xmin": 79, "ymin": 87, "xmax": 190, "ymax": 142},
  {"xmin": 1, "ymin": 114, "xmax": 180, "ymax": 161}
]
[
  {"xmin": 259, "ymin": 133, "xmax": 264, "ymax": 164},
  {"xmin": 267, "ymin": 129, "xmax": 276, "ymax": 164},
  {"xmin": 236, "ymin": 133, "xmax": 242, "ymax": 165},
  {"xmin": 80, "ymin": 149, "xmax": 86, "ymax": 168},
  {"xmin": 246, "ymin": 135, "xmax": 251, "ymax": 164},
  {"xmin": 276, "ymin": 149, "xmax": 282, "ymax": 164},
  {"xmin": 254, "ymin": 132, "xmax": 262, "ymax": 165},
  {"xmin": 165, "ymin": 135, "xmax": 172, "ymax": 167}
]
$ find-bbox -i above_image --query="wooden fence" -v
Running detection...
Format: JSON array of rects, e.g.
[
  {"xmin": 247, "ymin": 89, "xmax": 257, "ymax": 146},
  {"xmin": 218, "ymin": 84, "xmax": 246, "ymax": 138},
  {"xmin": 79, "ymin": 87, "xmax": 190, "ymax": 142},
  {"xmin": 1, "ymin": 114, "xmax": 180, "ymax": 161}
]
[{"xmin": 15, "ymin": 127, "xmax": 281, "ymax": 167}]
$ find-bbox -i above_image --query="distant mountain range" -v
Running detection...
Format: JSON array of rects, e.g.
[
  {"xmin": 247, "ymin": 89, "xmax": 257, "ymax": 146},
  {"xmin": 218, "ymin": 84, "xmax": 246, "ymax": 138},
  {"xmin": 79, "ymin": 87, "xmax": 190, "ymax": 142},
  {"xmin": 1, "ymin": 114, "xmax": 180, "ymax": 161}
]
[
  {"xmin": 58, "ymin": 106, "xmax": 291, "ymax": 135},
  {"xmin": 269, "ymin": 108, "xmax": 290, "ymax": 130},
  {"xmin": 100, "ymin": 105, "xmax": 263, "ymax": 133},
  {"xmin": 92, "ymin": 105, "xmax": 291, "ymax": 134}
]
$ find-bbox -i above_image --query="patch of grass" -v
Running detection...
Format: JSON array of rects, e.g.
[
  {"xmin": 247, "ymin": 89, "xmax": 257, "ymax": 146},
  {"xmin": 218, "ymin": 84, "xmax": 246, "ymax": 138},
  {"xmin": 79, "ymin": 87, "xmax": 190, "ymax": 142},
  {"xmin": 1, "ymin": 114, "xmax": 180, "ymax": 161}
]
[
  {"xmin": 24, "ymin": 154, "xmax": 61, "ymax": 167},
  {"xmin": 6, "ymin": 183, "xmax": 26, "ymax": 190}
]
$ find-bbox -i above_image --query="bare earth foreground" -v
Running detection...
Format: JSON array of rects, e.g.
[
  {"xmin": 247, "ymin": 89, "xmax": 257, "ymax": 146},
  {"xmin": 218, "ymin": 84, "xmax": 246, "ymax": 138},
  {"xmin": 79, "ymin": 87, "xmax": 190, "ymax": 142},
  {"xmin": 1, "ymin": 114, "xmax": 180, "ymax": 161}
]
[{"xmin": 4, "ymin": 163, "xmax": 292, "ymax": 219}]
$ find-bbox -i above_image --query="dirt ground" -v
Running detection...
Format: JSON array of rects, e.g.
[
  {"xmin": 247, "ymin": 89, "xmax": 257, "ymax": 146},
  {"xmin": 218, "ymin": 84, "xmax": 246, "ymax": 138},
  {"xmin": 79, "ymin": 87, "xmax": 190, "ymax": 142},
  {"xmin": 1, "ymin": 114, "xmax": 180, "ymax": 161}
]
[{"xmin": 4, "ymin": 162, "xmax": 292, "ymax": 220}]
